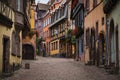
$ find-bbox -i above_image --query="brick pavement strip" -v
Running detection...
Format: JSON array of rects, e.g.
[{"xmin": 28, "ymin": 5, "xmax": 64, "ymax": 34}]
[{"xmin": 2, "ymin": 57, "xmax": 120, "ymax": 80}]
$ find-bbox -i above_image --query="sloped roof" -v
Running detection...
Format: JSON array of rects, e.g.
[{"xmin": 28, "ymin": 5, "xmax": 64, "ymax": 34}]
[{"xmin": 37, "ymin": 3, "xmax": 50, "ymax": 11}]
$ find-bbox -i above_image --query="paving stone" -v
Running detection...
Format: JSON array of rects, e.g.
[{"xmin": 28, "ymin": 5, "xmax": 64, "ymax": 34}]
[{"xmin": 2, "ymin": 57, "xmax": 120, "ymax": 80}]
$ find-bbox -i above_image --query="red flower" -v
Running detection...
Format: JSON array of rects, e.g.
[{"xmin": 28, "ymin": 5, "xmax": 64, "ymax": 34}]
[{"xmin": 72, "ymin": 27, "xmax": 78, "ymax": 35}]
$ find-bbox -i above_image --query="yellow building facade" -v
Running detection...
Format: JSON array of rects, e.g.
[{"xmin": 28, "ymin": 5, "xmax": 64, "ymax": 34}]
[
  {"xmin": 22, "ymin": 2, "xmax": 36, "ymax": 59},
  {"xmin": 0, "ymin": 1, "xmax": 22, "ymax": 74},
  {"xmin": 30, "ymin": 3, "xmax": 35, "ymax": 29}
]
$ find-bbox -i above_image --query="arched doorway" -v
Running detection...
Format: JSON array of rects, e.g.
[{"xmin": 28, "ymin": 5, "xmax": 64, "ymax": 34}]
[
  {"xmin": 110, "ymin": 19, "xmax": 115, "ymax": 64},
  {"xmin": 115, "ymin": 25, "xmax": 119, "ymax": 72},
  {"xmin": 90, "ymin": 28, "xmax": 95, "ymax": 65},
  {"xmin": 98, "ymin": 31, "xmax": 105, "ymax": 66},
  {"xmin": 22, "ymin": 43, "xmax": 35, "ymax": 60}
]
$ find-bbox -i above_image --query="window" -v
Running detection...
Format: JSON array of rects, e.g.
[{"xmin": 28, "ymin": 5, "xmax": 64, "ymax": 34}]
[
  {"xmin": 93, "ymin": 0, "xmax": 97, "ymax": 8},
  {"xmin": 56, "ymin": 11, "xmax": 58, "ymax": 20},
  {"xmin": 52, "ymin": 43, "xmax": 53, "ymax": 50},
  {"xmin": 46, "ymin": 19, "xmax": 47, "ymax": 26},
  {"xmin": 96, "ymin": 21, "xmax": 98, "ymax": 27},
  {"xmin": 96, "ymin": 21, "xmax": 99, "ymax": 39},
  {"xmin": 86, "ymin": 0, "xmax": 90, "ymax": 12},
  {"xmin": 12, "ymin": 32, "xmax": 16, "ymax": 55},
  {"xmin": 75, "ymin": 16, "xmax": 77, "ymax": 26},
  {"xmin": 55, "ymin": 0, "xmax": 58, "ymax": 2},
  {"xmin": 54, "ymin": 13, "xmax": 56, "ymax": 21},
  {"xmin": 47, "ymin": 19, "xmax": 48, "ymax": 25},
  {"xmin": 55, "ymin": 41, "xmax": 57, "ymax": 50},
  {"xmin": 86, "ymin": 29, "xmax": 90, "ymax": 46},
  {"xmin": 60, "ymin": 42, "xmax": 62, "ymax": 49},
  {"xmin": 58, "ymin": 9, "xmax": 60, "ymax": 18},
  {"xmin": 12, "ymin": 31, "xmax": 20, "ymax": 56},
  {"xmin": 52, "ymin": 29, "xmax": 54, "ymax": 36},
  {"xmin": 45, "ymin": 20, "xmax": 46, "ymax": 26},
  {"xmin": 1, "ymin": 0, "xmax": 8, "ymax": 4},
  {"xmin": 53, "ymin": 14, "xmax": 55, "ymax": 22},
  {"xmin": 44, "ymin": 21, "xmax": 45, "ymax": 27},
  {"xmin": 54, "ymin": 42, "xmax": 55, "ymax": 50},
  {"xmin": 60, "ymin": 8, "xmax": 63, "ymax": 17},
  {"xmin": 62, "ymin": 7, "xmax": 64, "ymax": 16},
  {"xmin": 51, "ymin": 16, "xmax": 52, "ymax": 23},
  {"xmin": 48, "ymin": 18, "xmax": 50, "ymax": 24},
  {"xmin": 17, "ymin": 0, "xmax": 20, "ymax": 11},
  {"xmin": 60, "ymin": 24, "xmax": 61, "ymax": 32},
  {"xmin": 102, "ymin": 17, "xmax": 104, "ymax": 25},
  {"xmin": 56, "ymin": 41, "xmax": 58, "ymax": 49},
  {"xmin": 47, "ymin": 18, "xmax": 49, "ymax": 24},
  {"xmin": 50, "ymin": 17, "xmax": 51, "ymax": 24},
  {"xmin": 61, "ymin": 23, "xmax": 63, "ymax": 31}
]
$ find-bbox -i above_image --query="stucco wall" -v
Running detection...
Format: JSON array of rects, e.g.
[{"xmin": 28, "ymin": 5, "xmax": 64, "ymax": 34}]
[
  {"xmin": 0, "ymin": 10, "xmax": 22, "ymax": 73},
  {"xmin": 30, "ymin": 5, "xmax": 35, "ymax": 29},
  {"xmin": 0, "ymin": 25, "xmax": 12, "ymax": 73},
  {"xmin": 108, "ymin": 1, "xmax": 120, "ymax": 65},
  {"xmin": 84, "ymin": 2, "xmax": 106, "ymax": 63}
]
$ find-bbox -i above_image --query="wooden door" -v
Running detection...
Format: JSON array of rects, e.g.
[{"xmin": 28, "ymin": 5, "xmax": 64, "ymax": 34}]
[
  {"xmin": 98, "ymin": 33, "xmax": 105, "ymax": 65},
  {"xmin": 2, "ymin": 36, "xmax": 10, "ymax": 73}
]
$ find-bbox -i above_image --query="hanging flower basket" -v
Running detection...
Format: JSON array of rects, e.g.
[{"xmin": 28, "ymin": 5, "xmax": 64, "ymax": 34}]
[{"xmin": 72, "ymin": 27, "xmax": 84, "ymax": 38}]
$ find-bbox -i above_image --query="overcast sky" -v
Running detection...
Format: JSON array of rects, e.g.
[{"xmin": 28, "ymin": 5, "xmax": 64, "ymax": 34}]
[{"xmin": 35, "ymin": 0, "xmax": 49, "ymax": 4}]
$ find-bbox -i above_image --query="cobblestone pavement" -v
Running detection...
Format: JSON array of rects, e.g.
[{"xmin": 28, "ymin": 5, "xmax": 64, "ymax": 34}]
[{"xmin": 2, "ymin": 57, "xmax": 120, "ymax": 80}]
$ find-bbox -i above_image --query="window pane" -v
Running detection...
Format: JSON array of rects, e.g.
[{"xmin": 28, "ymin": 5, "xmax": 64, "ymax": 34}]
[{"xmin": 17, "ymin": 0, "xmax": 20, "ymax": 11}]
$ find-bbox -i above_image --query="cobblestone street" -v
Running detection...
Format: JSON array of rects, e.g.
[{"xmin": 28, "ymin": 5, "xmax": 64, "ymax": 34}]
[{"xmin": 2, "ymin": 57, "xmax": 120, "ymax": 80}]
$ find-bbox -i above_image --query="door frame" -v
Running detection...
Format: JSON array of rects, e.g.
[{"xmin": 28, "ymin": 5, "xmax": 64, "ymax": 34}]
[
  {"xmin": 98, "ymin": 32, "xmax": 105, "ymax": 65},
  {"xmin": 2, "ymin": 35, "xmax": 10, "ymax": 73}
]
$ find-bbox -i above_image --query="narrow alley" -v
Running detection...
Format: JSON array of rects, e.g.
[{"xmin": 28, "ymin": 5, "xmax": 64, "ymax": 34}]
[
  {"xmin": 2, "ymin": 57, "xmax": 120, "ymax": 80},
  {"xmin": 1, "ymin": 0, "xmax": 120, "ymax": 79}
]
